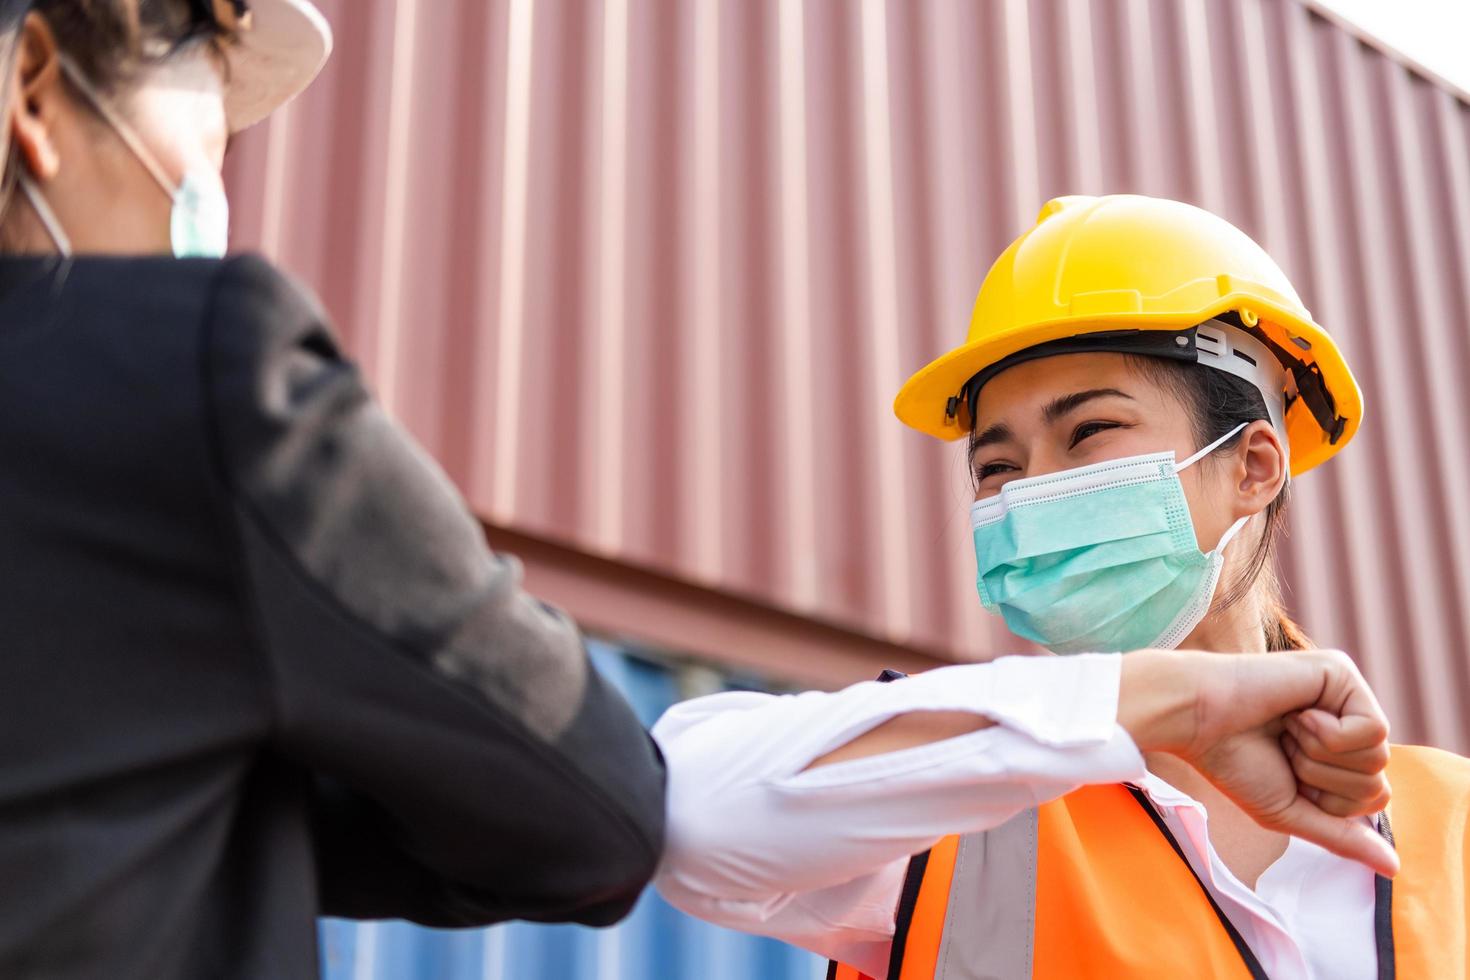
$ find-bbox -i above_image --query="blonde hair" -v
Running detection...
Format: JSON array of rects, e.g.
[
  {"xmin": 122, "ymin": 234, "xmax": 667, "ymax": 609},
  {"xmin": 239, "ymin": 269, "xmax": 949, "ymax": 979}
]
[{"xmin": 0, "ymin": 6, "xmax": 25, "ymax": 239}]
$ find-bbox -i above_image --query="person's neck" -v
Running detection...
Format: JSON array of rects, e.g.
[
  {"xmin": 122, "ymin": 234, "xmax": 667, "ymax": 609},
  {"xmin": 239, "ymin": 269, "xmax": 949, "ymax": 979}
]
[
  {"xmin": 1174, "ymin": 586, "xmax": 1270, "ymax": 655},
  {"xmin": 1143, "ymin": 587, "xmax": 1272, "ymax": 801}
]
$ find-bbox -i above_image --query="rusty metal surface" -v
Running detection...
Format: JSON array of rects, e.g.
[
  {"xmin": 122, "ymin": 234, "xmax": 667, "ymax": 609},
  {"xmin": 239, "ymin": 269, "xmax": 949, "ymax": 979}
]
[{"xmin": 223, "ymin": 0, "xmax": 1470, "ymax": 752}]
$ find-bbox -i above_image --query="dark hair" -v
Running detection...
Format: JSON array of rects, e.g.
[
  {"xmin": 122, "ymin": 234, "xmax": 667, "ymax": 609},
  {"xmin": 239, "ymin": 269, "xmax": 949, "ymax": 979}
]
[
  {"xmin": 967, "ymin": 345, "xmax": 1312, "ymax": 653},
  {"xmin": 6, "ymin": 0, "xmax": 229, "ymax": 93}
]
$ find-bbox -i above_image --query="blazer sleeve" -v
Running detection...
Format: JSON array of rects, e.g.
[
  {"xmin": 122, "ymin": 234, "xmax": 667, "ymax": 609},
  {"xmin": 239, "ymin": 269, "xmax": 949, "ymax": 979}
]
[{"xmin": 201, "ymin": 254, "xmax": 665, "ymax": 927}]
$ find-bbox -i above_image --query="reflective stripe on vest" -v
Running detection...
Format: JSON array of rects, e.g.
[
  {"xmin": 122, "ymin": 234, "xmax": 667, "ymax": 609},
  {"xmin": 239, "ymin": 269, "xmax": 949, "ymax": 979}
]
[
  {"xmin": 932, "ymin": 808, "xmax": 1038, "ymax": 978},
  {"xmin": 830, "ymin": 744, "xmax": 1470, "ymax": 980}
]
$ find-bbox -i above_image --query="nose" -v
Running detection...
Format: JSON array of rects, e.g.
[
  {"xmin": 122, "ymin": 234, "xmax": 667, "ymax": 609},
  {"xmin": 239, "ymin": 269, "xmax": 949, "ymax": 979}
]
[{"xmin": 1019, "ymin": 444, "xmax": 1074, "ymax": 482}]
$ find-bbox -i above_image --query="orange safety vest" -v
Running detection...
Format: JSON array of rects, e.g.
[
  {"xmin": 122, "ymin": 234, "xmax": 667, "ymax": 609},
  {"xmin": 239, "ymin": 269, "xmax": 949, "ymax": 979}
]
[{"xmin": 829, "ymin": 744, "xmax": 1470, "ymax": 980}]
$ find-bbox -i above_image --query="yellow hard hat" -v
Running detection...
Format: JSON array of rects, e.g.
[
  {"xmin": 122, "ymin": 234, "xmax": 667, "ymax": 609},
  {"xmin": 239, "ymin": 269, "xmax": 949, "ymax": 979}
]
[{"xmin": 894, "ymin": 194, "xmax": 1362, "ymax": 476}]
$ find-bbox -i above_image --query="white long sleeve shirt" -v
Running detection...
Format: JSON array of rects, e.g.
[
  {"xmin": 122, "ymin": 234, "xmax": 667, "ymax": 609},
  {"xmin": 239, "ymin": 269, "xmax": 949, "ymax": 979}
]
[{"xmin": 652, "ymin": 654, "xmax": 1376, "ymax": 980}]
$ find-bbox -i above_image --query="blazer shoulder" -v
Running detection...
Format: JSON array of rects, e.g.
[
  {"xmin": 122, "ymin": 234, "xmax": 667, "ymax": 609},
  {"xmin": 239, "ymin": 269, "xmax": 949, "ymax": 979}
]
[
  {"xmin": 205, "ymin": 253, "xmax": 336, "ymax": 357},
  {"xmin": 212, "ymin": 253, "xmax": 325, "ymax": 316}
]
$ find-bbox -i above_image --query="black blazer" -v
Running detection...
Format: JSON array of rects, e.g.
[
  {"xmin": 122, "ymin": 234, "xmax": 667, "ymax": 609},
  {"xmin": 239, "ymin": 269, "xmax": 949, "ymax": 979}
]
[{"xmin": 0, "ymin": 255, "xmax": 666, "ymax": 979}]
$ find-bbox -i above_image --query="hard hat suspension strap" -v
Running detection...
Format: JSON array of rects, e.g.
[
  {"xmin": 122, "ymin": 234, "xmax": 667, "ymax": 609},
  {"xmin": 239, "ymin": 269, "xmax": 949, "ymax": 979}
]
[
  {"xmin": 948, "ymin": 328, "xmax": 1199, "ymax": 432},
  {"xmin": 1233, "ymin": 325, "xmax": 1348, "ymax": 446},
  {"xmin": 948, "ymin": 318, "xmax": 1346, "ymax": 448}
]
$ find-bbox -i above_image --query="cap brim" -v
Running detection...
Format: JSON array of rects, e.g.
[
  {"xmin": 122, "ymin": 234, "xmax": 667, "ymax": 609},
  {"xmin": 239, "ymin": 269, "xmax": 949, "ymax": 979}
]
[{"xmin": 224, "ymin": 0, "xmax": 333, "ymax": 133}]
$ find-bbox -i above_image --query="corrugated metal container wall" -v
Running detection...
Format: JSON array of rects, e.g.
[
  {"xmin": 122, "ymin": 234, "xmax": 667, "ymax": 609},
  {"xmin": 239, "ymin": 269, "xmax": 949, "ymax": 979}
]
[{"xmin": 224, "ymin": 0, "xmax": 1470, "ymax": 752}]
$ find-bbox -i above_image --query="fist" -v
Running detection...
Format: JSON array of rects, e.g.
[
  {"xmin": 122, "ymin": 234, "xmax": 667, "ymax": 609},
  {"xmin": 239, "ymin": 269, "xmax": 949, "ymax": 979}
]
[{"xmin": 1120, "ymin": 648, "xmax": 1397, "ymax": 877}]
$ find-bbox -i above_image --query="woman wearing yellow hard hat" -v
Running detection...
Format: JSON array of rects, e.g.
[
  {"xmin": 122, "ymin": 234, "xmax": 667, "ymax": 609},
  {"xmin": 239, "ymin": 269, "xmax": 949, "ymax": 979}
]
[{"xmin": 653, "ymin": 195, "xmax": 1470, "ymax": 978}]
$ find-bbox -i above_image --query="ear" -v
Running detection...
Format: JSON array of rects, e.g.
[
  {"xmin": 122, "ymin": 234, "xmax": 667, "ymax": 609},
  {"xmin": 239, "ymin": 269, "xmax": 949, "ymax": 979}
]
[
  {"xmin": 1232, "ymin": 419, "xmax": 1288, "ymax": 518},
  {"xmin": 8, "ymin": 13, "xmax": 65, "ymax": 183}
]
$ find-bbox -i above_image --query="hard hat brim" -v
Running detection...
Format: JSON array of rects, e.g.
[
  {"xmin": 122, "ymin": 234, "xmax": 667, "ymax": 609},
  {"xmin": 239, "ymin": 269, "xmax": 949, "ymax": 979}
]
[
  {"xmin": 894, "ymin": 298, "xmax": 1363, "ymax": 478},
  {"xmin": 223, "ymin": 0, "xmax": 333, "ymax": 133}
]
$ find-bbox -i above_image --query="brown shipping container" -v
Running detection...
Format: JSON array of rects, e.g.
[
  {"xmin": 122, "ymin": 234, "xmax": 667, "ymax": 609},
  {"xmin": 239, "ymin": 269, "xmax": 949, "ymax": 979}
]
[{"xmin": 224, "ymin": 0, "xmax": 1470, "ymax": 752}]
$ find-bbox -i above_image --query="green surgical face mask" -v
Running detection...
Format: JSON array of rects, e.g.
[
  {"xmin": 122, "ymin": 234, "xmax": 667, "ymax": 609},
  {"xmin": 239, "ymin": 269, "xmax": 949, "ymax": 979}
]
[{"xmin": 970, "ymin": 422, "xmax": 1249, "ymax": 654}]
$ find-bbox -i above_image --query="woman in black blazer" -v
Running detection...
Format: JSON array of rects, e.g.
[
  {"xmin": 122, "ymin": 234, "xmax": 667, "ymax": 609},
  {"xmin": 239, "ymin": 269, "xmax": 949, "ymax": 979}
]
[{"xmin": 0, "ymin": 3, "xmax": 665, "ymax": 977}]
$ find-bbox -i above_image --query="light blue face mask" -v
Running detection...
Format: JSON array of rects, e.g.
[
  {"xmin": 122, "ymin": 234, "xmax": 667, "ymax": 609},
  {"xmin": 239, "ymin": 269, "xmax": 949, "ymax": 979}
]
[
  {"xmin": 970, "ymin": 422, "xmax": 1250, "ymax": 655},
  {"xmin": 18, "ymin": 54, "xmax": 230, "ymax": 260}
]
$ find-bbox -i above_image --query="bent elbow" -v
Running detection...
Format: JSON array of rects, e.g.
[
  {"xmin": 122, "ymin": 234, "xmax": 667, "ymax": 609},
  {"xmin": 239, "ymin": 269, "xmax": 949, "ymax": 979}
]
[
  {"xmin": 529, "ymin": 736, "xmax": 667, "ymax": 926},
  {"xmin": 534, "ymin": 806, "xmax": 666, "ymax": 927}
]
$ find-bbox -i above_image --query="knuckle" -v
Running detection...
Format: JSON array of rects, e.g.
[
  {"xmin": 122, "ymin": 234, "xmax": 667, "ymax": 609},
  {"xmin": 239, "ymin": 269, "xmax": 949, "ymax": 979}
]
[
  {"xmin": 1351, "ymin": 753, "xmax": 1386, "ymax": 775},
  {"xmin": 1321, "ymin": 728, "xmax": 1352, "ymax": 753},
  {"xmin": 1305, "ymin": 649, "xmax": 1334, "ymax": 672},
  {"xmin": 1301, "ymin": 731, "xmax": 1330, "ymax": 759},
  {"xmin": 1323, "ymin": 793, "xmax": 1373, "ymax": 818}
]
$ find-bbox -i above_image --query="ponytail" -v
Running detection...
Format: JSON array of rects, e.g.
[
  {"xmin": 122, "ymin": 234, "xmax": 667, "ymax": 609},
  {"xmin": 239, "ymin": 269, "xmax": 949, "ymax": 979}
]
[
  {"xmin": 1255, "ymin": 534, "xmax": 1313, "ymax": 651},
  {"xmin": 1265, "ymin": 604, "xmax": 1314, "ymax": 651}
]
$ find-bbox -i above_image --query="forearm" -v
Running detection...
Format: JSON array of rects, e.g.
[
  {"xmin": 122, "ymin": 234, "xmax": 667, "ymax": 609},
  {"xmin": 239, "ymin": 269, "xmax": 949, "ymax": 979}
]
[
  {"xmin": 807, "ymin": 650, "xmax": 1202, "ymax": 771},
  {"xmin": 653, "ymin": 655, "xmax": 1144, "ymax": 908},
  {"xmin": 807, "ymin": 649, "xmax": 1218, "ymax": 772},
  {"xmin": 658, "ymin": 642, "xmax": 1399, "ymax": 951},
  {"xmin": 805, "ymin": 710, "xmax": 996, "ymax": 770},
  {"xmin": 1116, "ymin": 649, "xmax": 1202, "ymax": 753}
]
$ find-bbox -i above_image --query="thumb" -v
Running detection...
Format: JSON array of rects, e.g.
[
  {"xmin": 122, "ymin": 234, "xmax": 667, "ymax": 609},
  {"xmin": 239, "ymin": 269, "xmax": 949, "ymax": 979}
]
[
  {"xmin": 1261, "ymin": 795, "xmax": 1399, "ymax": 879},
  {"xmin": 1299, "ymin": 707, "xmax": 1389, "ymax": 756}
]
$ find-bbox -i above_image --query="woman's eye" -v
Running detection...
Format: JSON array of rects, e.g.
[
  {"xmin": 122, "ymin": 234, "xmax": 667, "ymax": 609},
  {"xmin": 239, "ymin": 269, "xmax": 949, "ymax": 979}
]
[
  {"xmin": 974, "ymin": 461, "xmax": 1017, "ymax": 481},
  {"xmin": 1070, "ymin": 421, "xmax": 1120, "ymax": 447}
]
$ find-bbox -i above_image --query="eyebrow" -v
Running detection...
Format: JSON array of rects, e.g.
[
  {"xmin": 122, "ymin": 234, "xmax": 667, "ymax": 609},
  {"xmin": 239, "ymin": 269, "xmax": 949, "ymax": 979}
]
[
  {"xmin": 971, "ymin": 388, "xmax": 1135, "ymax": 452},
  {"xmin": 1042, "ymin": 387, "xmax": 1135, "ymax": 424},
  {"xmin": 971, "ymin": 421, "xmax": 1015, "ymax": 450}
]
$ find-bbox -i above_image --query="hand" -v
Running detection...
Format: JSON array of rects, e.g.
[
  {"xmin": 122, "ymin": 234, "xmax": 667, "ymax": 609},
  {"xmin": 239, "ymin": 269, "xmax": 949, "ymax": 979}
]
[{"xmin": 1118, "ymin": 648, "xmax": 1397, "ymax": 877}]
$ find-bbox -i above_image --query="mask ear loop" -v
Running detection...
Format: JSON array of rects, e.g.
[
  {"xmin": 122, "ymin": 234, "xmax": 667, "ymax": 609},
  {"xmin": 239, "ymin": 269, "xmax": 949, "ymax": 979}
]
[
  {"xmin": 17, "ymin": 171, "xmax": 73, "ymax": 255},
  {"xmin": 1213, "ymin": 512, "xmax": 1251, "ymax": 556},
  {"xmin": 1175, "ymin": 420, "xmax": 1255, "ymax": 556},
  {"xmin": 55, "ymin": 53, "xmax": 180, "ymax": 200},
  {"xmin": 1177, "ymin": 421, "xmax": 1250, "ymax": 472}
]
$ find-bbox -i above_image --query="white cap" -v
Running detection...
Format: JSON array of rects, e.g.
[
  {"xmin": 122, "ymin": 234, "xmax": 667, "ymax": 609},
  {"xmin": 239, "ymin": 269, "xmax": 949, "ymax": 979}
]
[{"xmin": 222, "ymin": 0, "xmax": 332, "ymax": 132}]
